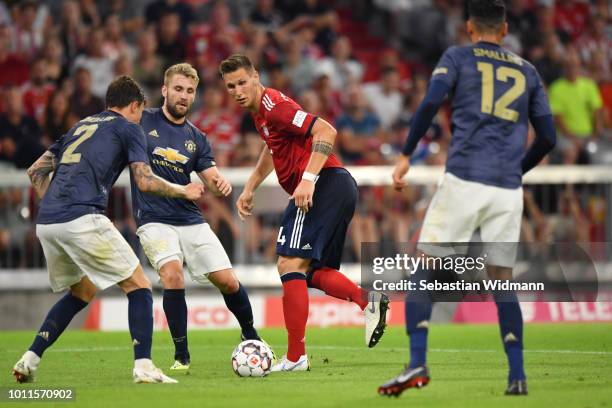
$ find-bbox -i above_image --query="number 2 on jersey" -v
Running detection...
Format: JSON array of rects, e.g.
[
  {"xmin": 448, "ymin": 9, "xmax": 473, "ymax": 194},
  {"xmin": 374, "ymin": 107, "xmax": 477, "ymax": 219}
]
[
  {"xmin": 60, "ymin": 124, "xmax": 98, "ymax": 164},
  {"xmin": 477, "ymin": 62, "xmax": 525, "ymax": 122}
]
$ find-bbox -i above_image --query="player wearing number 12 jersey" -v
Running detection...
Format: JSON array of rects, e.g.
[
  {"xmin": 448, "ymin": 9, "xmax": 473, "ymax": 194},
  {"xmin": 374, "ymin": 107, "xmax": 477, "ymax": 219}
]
[
  {"xmin": 379, "ymin": 0, "xmax": 556, "ymax": 397},
  {"xmin": 220, "ymin": 54, "xmax": 389, "ymax": 372}
]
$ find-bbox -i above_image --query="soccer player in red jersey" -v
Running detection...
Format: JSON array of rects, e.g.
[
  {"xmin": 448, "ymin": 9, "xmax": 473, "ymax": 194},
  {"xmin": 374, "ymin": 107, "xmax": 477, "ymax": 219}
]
[{"xmin": 220, "ymin": 54, "xmax": 389, "ymax": 371}]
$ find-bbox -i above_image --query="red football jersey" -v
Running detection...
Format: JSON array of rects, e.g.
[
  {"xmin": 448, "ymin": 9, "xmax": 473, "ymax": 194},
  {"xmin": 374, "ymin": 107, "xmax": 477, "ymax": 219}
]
[{"xmin": 251, "ymin": 88, "xmax": 342, "ymax": 195}]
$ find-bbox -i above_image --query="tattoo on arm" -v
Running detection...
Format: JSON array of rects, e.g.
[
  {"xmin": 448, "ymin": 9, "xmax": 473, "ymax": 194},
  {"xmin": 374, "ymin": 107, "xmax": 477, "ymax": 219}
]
[
  {"xmin": 312, "ymin": 140, "xmax": 334, "ymax": 156},
  {"xmin": 130, "ymin": 162, "xmax": 184, "ymax": 198},
  {"xmin": 27, "ymin": 151, "xmax": 56, "ymax": 198}
]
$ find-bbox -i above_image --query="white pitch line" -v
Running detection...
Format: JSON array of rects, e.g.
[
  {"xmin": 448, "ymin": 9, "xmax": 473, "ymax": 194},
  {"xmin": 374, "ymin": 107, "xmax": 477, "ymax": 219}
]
[{"xmin": 2, "ymin": 345, "xmax": 611, "ymax": 356}]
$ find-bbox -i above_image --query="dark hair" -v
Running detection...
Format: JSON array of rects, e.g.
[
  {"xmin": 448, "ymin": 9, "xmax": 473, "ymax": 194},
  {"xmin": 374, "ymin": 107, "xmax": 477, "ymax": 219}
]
[
  {"xmin": 219, "ymin": 54, "xmax": 254, "ymax": 77},
  {"xmin": 468, "ymin": 0, "xmax": 506, "ymax": 32},
  {"xmin": 105, "ymin": 75, "xmax": 145, "ymax": 108}
]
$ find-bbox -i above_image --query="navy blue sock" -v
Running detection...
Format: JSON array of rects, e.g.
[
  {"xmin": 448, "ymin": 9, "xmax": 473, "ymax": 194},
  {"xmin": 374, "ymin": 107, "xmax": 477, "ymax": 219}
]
[
  {"xmin": 29, "ymin": 292, "xmax": 88, "ymax": 357},
  {"xmin": 163, "ymin": 289, "xmax": 189, "ymax": 362},
  {"xmin": 405, "ymin": 267, "xmax": 433, "ymax": 368},
  {"xmin": 223, "ymin": 283, "xmax": 259, "ymax": 340},
  {"xmin": 494, "ymin": 291, "xmax": 525, "ymax": 381},
  {"xmin": 405, "ymin": 297, "xmax": 433, "ymax": 368},
  {"xmin": 127, "ymin": 288, "xmax": 153, "ymax": 360}
]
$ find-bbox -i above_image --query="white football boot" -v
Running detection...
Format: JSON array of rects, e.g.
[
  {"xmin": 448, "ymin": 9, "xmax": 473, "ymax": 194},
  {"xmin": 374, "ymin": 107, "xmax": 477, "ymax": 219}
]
[
  {"xmin": 133, "ymin": 360, "xmax": 178, "ymax": 384},
  {"xmin": 270, "ymin": 354, "xmax": 311, "ymax": 372},
  {"xmin": 365, "ymin": 291, "xmax": 390, "ymax": 348},
  {"xmin": 12, "ymin": 351, "xmax": 40, "ymax": 383}
]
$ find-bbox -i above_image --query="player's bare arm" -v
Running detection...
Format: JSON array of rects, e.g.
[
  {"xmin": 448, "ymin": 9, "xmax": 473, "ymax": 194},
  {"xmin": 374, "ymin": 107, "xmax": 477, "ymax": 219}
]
[
  {"xmin": 198, "ymin": 166, "xmax": 232, "ymax": 197},
  {"xmin": 27, "ymin": 150, "xmax": 56, "ymax": 199},
  {"xmin": 291, "ymin": 118, "xmax": 337, "ymax": 212},
  {"xmin": 236, "ymin": 144, "xmax": 274, "ymax": 220},
  {"xmin": 130, "ymin": 161, "xmax": 204, "ymax": 200},
  {"xmin": 392, "ymin": 154, "xmax": 410, "ymax": 191}
]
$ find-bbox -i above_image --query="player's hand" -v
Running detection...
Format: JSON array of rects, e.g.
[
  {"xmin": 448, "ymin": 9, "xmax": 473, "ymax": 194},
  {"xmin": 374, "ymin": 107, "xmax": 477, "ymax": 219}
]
[
  {"xmin": 236, "ymin": 189, "xmax": 255, "ymax": 220},
  {"xmin": 184, "ymin": 183, "xmax": 205, "ymax": 200},
  {"xmin": 392, "ymin": 155, "xmax": 410, "ymax": 191},
  {"xmin": 291, "ymin": 179, "xmax": 315, "ymax": 213},
  {"xmin": 213, "ymin": 174, "xmax": 232, "ymax": 197}
]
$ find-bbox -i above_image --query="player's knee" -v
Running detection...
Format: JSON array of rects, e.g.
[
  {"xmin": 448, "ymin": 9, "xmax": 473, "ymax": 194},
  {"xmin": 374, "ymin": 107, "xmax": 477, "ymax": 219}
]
[
  {"xmin": 277, "ymin": 256, "xmax": 309, "ymax": 274},
  {"xmin": 160, "ymin": 270, "xmax": 184, "ymax": 289},
  {"xmin": 218, "ymin": 278, "xmax": 240, "ymax": 294}
]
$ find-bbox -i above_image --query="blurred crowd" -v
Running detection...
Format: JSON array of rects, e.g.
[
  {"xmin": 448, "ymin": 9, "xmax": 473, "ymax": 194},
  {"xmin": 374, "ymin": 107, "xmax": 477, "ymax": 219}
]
[{"xmin": 0, "ymin": 0, "xmax": 609, "ymax": 267}]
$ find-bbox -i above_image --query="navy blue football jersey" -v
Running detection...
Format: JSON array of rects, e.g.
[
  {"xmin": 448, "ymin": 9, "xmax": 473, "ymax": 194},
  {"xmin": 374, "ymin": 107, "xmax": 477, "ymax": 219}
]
[
  {"xmin": 432, "ymin": 41, "xmax": 551, "ymax": 188},
  {"xmin": 131, "ymin": 108, "xmax": 216, "ymax": 227},
  {"xmin": 37, "ymin": 110, "xmax": 149, "ymax": 224}
]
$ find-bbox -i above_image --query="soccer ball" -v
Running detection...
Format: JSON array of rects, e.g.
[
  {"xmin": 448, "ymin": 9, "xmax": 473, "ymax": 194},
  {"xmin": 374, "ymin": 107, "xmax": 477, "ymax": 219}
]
[{"xmin": 231, "ymin": 340, "xmax": 275, "ymax": 377}]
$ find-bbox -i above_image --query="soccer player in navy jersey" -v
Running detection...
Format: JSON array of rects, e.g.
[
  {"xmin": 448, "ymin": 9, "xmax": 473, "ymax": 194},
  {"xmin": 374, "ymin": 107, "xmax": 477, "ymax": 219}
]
[
  {"xmin": 132, "ymin": 63, "xmax": 260, "ymax": 373},
  {"xmin": 378, "ymin": 0, "xmax": 556, "ymax": 397},
  {"xmin": 220, "ymin": 54, "xmax": 389, "ymax": 372},
  {"xmin": 12, "ymin": 76, "xmax": 204, "ymax": 384}
]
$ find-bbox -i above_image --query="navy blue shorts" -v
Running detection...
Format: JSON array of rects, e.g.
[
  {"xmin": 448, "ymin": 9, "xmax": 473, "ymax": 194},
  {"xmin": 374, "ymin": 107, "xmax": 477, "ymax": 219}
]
[{"xmin": 276, "ymin": 168, "xmax": 357, "ymax": 270}]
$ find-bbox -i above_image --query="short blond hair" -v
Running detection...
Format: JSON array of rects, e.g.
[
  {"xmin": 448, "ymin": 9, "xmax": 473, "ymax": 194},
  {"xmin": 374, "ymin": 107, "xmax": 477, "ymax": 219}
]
[{"xmin": 164, "ymin": 63, "xmax": 199, "ymax": 87}]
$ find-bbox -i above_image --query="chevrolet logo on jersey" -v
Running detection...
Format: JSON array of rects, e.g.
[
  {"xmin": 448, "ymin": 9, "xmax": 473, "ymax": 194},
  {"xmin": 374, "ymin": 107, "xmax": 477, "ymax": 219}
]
[{"xmin": 153, "ymin": 147, "xmax": 189, "ymax": 164}]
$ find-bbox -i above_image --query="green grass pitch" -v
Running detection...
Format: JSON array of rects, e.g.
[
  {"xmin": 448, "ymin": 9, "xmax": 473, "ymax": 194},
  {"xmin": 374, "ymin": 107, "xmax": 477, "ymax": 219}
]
[{"xmin": 1, "ymin": 324, "xmax": 611, "ymax": 407}]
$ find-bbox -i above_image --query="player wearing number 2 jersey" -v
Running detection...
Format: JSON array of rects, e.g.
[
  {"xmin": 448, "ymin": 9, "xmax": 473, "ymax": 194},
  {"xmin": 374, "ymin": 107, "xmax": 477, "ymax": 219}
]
[
  {"xmin": 220, "ymin": 54, "xmax": 389, "ymax": 372},
  {"xmin": 12, "ymin": 76, "xmax": 204, "ymax": 385},
  {"xmin": 379, "ymin": 0, "xmax": 557, "ymax": 397}
]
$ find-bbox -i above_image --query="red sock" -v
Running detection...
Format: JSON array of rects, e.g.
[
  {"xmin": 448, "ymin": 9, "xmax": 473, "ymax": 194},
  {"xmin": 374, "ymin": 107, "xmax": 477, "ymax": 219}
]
[
  {"xmin": 281, "ymin": 273, "xmax": 309, "ymax": 362},
  {"xmin": 309, "ymin": 267, "xmax": 369, "ymax": 310}
]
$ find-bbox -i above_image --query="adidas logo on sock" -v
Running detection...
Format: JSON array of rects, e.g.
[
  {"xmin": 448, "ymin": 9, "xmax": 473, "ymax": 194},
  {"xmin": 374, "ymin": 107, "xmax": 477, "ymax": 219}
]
[
  {"xmin": 301, "ymin": 243, "xmax": 312, "ymax": 250},
  {"xmin": 148, "ymin": 129, "xmax": 159, "ymax": 137},
  {"xmin": 133, "ymin": 339, "xmax": 141, "ymax": 346},
  {"xmin": 416, "ymin": 320, "xmax": 429, "ymax": 329},
  {"xmin": 37, "ymin": 331, "xmax": 49, "ymax": 341},
  {"xmin": 504, "ymin": 332, "xmax": 518, "ymax": 343}
]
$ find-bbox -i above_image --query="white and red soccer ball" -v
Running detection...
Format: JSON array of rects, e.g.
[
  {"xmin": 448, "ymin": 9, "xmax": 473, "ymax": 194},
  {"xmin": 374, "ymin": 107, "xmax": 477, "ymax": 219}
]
[{"xmin": 231, "ymin": 340, "xmax": 276, "ymax": 377}]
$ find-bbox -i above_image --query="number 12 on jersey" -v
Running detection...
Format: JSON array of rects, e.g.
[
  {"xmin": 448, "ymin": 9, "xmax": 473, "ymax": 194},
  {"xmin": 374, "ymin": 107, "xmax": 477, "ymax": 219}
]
[{"xmin": 477, "ymin": 62, "xmax": 526, "ymax": 123}]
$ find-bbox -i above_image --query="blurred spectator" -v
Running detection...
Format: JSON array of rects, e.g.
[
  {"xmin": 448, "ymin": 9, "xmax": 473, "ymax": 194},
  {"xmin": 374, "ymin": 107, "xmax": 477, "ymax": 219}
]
[
  {"xmin": 21, "ymin": 58, "xmax": 56, "ymax": 125},
  {"xmin": 68, "ymin": 67, "xmax": 105, "ymax": 122},
  {"xmin": 187, "ymin": 1, "xmax": 243, "ymax": 64},
  {"xmin": 79, "ymin": 0, "xmax": 102, "ymax": 27},
  {"xmin": 145, "ymin": 0, "xmax": 193, "ymax": 33},
  {"xmin": 0, "ymin": 188, "xmax": 35, "ymax": 268},
  {"xmin": 506, "ymin": 0, "xmax": 539, "ymax": 51},
  {"xmin": 156, "ymin": 11, "xmax": 186, "ymax": 68},
  {"xmin": 102, "ymin": 13, "xmax": 134, "ymax": 60},
  {"xmin": 554, "ymin": 0, "xmax": 590, "ymax": 42},
  {"xmin": 248, "ymin": 0, "xmax": 286, "ymax": 32},
  {"xmin": 298, "ymin": 89, "xmax": 322, "ymax": 117},
  {"xmin": 0, "ymin": 85, "xmax": 45, "ymax": 169},
  {"xmin": 547, "ymin": 186, "xmax": 591, "ymax": 242},
  {"xmin": 114, "ymin": 54, "xmax": 133, "ymax": 77},
  {"xmin": 132, "ymin": 29, "xmax": 164, "ymax": 104},
  {"xmin": 279, "ymin": 0, "xmax": 338, "ymax": 53},
  {"xmin": 43, "ymin": 90, "xmax": 72, "ymax": 146},
  {"xmin": 531, "ymin": 32, "xmax": 564, "ymax": 86},
  {"xmin": 0, "ymin": 25, "xmax": 29, "ymax": 88},
  {"xmin": 282, "ymin": 34, "xmax": 317, "ymax": 95},
  {"xmin": 316, "ymin": 36, "xmax": 363, "ymax": 90},
  {"xmin": 72, "ymin": 26, "xmax": 116, "ymax": 99},
  {"xmin": 311, "ymin": 73, "xmax": 342, "ymax": 123},
  {"xmin": 577, "ymin": 14, "xmax": 611, "ymax": 84},
  {"xmin": 99, "ymin": 0, "xmax": 145, "ymax": 39},
  {"xmin": 40, "ymin": 36, "xmax": 67, "ymax": 85},
  {"xmin": 335, "ymin": 83, "xmax": 384, "ymax": 165},
  {"xmin": 8, "ymin": 1, "xmax": 49, "ymax": 61},
  {"xmin": 191, "ymin": 85, "xmax": 241, "ymax": 168},
  {"xmin": 57, "ymin": 1, "xmax": 87, "ymax": 63},
  {"xmin": 549, "ymin": 49, "xmax": 605, "ymax": 164},
  {"xmin": 362, "ymin": 67, "xmax": 403, "ymax": 130}
]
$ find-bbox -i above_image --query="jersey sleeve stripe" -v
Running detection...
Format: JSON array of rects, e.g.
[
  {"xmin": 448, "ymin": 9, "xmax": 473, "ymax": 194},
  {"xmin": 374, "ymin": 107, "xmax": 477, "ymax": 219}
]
[{"xmin": 262, "ymin": 98, "xmax": 273, "ymax": 111}]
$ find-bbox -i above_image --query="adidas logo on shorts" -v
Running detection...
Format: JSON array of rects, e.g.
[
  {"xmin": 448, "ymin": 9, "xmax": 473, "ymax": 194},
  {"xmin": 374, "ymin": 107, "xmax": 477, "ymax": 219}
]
[{"xmin": 301, "ymin": 243, "xmax": 312, "ymax": 250}]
